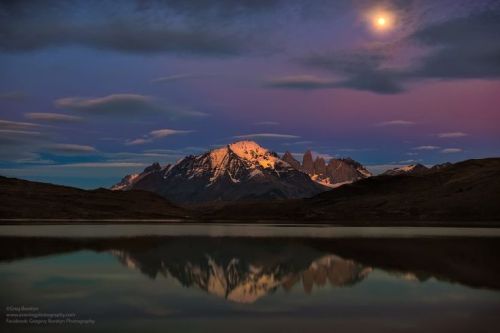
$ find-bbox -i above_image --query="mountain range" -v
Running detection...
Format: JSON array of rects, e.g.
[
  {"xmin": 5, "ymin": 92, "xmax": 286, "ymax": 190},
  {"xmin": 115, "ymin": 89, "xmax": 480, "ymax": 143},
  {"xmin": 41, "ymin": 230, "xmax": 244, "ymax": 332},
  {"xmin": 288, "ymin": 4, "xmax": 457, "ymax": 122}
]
[
  {"xmin": 112, "ymin": 141, "xmax": 370, "ymax": 204},
  {"xmin": 382, "ymin": 162, "xmax": 452, "ymax": 176},
  {"xmin": 1, "ymin": 149, "xmax": 499, "ymax": 223},
  {"xmin": 382, "ymin": 163, "xmax": 430, "ymax": 176},
  {"xmin": 204, "ymin": 157, "xmax": 500, "ymax": 223}
]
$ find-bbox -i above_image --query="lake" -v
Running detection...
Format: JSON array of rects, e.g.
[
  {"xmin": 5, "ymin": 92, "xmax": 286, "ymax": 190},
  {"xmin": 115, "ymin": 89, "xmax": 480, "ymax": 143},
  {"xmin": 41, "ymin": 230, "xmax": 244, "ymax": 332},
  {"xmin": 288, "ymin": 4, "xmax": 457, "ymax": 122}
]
[{"xmin": 1, "ymin": 224, "xmax": 499, "ymax": 332}]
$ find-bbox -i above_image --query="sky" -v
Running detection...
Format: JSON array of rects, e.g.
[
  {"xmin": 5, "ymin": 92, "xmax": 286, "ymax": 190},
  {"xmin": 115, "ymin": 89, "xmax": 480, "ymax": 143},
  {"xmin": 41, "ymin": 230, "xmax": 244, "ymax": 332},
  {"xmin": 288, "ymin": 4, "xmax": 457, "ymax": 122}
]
[{"xmin": 1, "ymin": 0, "xmax": 500, "ymax": 188}]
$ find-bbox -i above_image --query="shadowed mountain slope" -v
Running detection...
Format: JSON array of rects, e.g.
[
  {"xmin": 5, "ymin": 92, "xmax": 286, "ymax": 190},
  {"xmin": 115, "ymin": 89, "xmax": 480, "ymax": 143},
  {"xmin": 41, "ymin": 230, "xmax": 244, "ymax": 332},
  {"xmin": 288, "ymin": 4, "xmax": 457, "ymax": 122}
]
[
  {"xmin": 205, "ymin": 158, "xmax": 500, "ymax": 223},
  {"xmin": 0, "ymin": 176, "xmax": 189, "ymax": 219}
]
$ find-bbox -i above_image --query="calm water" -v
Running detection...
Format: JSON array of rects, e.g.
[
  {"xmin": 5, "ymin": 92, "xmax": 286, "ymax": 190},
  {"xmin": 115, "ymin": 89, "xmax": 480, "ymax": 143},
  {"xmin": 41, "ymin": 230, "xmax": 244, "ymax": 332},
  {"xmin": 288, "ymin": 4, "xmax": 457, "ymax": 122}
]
[{"xmin": 1, "ymin": 224, "xmax": 499, "ymax": 332}]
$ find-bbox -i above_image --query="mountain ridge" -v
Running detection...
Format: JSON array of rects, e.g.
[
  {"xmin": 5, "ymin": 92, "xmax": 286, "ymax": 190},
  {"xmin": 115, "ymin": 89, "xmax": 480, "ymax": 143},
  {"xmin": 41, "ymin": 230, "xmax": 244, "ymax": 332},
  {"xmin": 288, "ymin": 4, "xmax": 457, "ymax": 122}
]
[
  {"xmin": 0, "ymin": 176, "xmax": 188, "ymax": 219},
  {"xmin": 1, "ymin": 157, "xmax": 499, "ymax": 224},
  {"xmin": 282, "ymin": 150, "xmax": 372, "ymax": 187},
  {"xmin": 112, "ymin": 141, "xmax": 328, "ymax": 204},
  {"xmin": 382, "ymin": 163, "xmax": 429, "ymax": 176},
  {"xmin": 112, "ymin": 141, "xmax": 372, "ymax": 204},
  {"xmin": 203, "ymin": 157, "xmax": 500, "ymax": 223}
]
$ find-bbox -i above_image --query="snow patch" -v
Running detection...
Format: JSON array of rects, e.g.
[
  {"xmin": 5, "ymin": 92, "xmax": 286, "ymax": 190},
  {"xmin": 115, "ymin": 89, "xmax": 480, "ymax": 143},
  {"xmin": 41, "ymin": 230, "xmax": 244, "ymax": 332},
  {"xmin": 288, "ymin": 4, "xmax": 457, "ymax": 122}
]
[
  {"xmin": 400, "ymin": 164, "xmax": 417, "ymax": 172},
  {"xmin": 229, "ymin": 141, "xmax": 278, "ymax": 169},
  {"xmin": 357, "ymin": 167, "xmax": 372, "ymax": 178},
  {"xmin": 111, "ymin": 173, "xmax": 139, "ymax": 190}
]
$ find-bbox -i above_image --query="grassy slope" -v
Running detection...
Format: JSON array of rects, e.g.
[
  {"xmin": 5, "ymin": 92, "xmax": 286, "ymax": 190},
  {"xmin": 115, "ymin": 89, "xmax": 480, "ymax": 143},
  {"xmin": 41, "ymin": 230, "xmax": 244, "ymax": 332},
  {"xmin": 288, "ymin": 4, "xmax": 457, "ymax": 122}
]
[
  {"xmin": 203, "ymin": 158, "xmax": 500, "ymax": 223},
  {"xmin": 0, "ymin": 176, "xmax": 189, "ymax": 220}
]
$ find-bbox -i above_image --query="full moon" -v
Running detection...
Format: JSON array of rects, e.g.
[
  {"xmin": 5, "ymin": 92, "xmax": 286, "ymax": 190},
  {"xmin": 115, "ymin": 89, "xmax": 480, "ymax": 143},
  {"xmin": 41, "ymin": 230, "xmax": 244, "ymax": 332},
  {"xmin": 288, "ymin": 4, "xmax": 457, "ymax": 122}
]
[{"xmin": 369, "ymin": 10, "xmax": 394, "ymax": 32}]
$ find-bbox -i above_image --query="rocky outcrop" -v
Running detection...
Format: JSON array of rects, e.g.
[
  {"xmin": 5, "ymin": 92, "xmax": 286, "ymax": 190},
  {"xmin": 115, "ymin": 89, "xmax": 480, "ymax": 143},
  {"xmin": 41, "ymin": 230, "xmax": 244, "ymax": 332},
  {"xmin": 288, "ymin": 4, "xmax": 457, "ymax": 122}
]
[{"xmin": 281, "ymin": 151, "xmax": 372, "ymax": 187}]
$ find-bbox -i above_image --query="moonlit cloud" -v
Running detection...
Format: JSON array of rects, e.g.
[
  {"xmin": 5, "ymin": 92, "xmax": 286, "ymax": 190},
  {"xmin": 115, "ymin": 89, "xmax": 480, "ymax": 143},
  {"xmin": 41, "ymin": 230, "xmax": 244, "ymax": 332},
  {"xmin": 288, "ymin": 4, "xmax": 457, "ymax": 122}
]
[
  {"xmin": 151, "ymin": 73, "xmax": 209, "ymax": 83},
  {"xmin": 374, "ymin": 120, "xmax": 416, "ymax": 127},
  {"xmin": 437, "ymin": 132, "xmax": 468, "ymax": 138},
  {"xmin": 0, "ymin": 126, "xmax": 49, "ymax": 161},
  {"xmin": 0, "ymin": 0, "xmax": 343, "ymax": 57},
  {"xmin": 125, "ymin": 138, "xmax": 152, "ymax": 146},
  {"xmin": 55, "ymin": 94, "xmax": 162, "ymax": 115},
  {"xmin": 55, "ymin": 94, "xmax": 206, "ymax": 118},
  {"xmin": 99, "ymin": 150, "xmax": 191, "ymax": 166},
  {"xmin": 150, "ymin": 129, "xmax": 194, "ymax": 138},
  {"xmin": 0, "ymin": 5, "xmax": 247, "ymax": 56},
  {"xmin": 399, "ymin": 159, "xmax": 422, "ymax": 164},
  {"xmin": 25, "ymin": 113, "xmax": 83, "ymax": 122},
  {"xmin": 265, "ymin": 75, "xmax": 337, "ymax": 90},
  {"xmin": 441, "ymin": 148, "xmax": 463, "ymax": 154},
  {"xmin": 143, "ymin": 147, "xmax": 206, "ymax": 154},
  {"xmin": 411, "ymin": 10, "xmax": 500, "ymax": 80},
  {"xmin": 52, "ymin": 162, "xmax": 145, "ymax": 168},
  {"xmin": 281, "ymin": 141, "xmax": 314, "ymax": 146},
  {"xmin": 46, "ymin": 144, "xmax": 97, "ymax": 154},
  {"xmin": 300, "ymin": 5, "xmax": 500, "ymax": 94},
  {"xmin": 127, "ymin": 128, "xmax": 194, "ymax": 146},
  {"xmin": 301, "ymin": 50, "xmax": 405, "ymax": 94},
  {"xmin": 233, "ymin": 133, "xmax": 301, "ymax": 140},
  {"xmin": 0, "ymin": 119, "xmax": 42, "ymax": 131},
  {"xmin": 0, "ymin": 129, "xmax": 43, "ymax": 143},
  {"xmin": 0, "ymin": 151, "xmax": 49, "ymax": 164},
  {"xmin": 0, "ymin": 129, "xmax": 41, "ymax": 135},
  {"xmin": 413, "ymin": 145, "xmax": 440, "ymax": 150}
]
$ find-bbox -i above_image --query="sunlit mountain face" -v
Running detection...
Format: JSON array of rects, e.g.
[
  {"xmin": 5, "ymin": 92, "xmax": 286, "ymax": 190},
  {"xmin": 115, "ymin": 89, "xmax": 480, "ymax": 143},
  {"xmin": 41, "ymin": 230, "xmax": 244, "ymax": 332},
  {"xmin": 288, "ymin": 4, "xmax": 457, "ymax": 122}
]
[{"xmin": 1, "ymin": 1, "xmax": 499, "ymax": 189}]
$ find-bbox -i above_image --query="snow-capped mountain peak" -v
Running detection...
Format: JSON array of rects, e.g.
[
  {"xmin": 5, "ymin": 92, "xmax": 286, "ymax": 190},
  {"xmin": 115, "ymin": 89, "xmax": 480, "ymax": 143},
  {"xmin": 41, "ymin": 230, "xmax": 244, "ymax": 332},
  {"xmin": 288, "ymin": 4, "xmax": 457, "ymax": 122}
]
[
  {"xmin": 111, "ymin": 141, "xmax": 375, "ymax": 203},
  {"xmin": 228, "ymin": 140, "xmax": 278, "ymax": 168},
  {"xmin": 401, "ymin": 164, "xmax": 418, "ymax": 172},
  {"xmin": 382, "ymin": 163, "xmax": 429, "ymax": 176},
  {"xmin": 206, "ymin": 141, "xmax": 277, "ymax": 172},
  {"xmin": 112, "ymin": 141, "xmax": 325, "ymax": 204}
]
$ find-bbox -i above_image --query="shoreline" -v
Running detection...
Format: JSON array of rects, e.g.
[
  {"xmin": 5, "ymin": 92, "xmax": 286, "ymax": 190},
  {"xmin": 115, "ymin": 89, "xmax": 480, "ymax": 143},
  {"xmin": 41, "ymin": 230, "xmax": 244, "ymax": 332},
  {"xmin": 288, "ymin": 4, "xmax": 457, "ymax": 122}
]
[
  {"xmin": 2, "ymin": 223, "xmax": 500, "ymax": 239},
  {"xmin": 1, "ymin": 219, "xmax": 500, "ymax": 228}
]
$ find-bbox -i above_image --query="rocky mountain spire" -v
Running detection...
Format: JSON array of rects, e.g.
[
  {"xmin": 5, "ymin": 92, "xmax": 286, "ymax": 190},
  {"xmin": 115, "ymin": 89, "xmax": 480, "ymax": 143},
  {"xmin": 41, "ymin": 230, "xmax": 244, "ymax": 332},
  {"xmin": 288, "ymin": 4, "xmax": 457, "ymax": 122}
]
[
  {"xmin": 302, "ymin": 150, "xmax": 314, "ymax": 175},
  {"xmin": 313, "ymin": 157, "xmax": 327, "ymax": 177},
  {"xmin": 282, "ymin": 151, "xmax": 301, "ymax": 169},
  {"xmin": 283, "ymin": 150, "xmax": 372, "ymax": 187}
]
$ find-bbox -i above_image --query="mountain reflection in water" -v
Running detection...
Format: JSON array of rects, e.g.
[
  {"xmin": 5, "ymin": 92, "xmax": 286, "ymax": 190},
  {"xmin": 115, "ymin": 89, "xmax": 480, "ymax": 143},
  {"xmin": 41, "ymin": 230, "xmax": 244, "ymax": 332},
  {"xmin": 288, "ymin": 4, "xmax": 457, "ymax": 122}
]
[
  {"xmin": 1, "ymin": 235, "xmax": 499, "ymax": 304},
  {"xmin": 112, "ymin": 248, "xmax": 371, "ymax": 303}
]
